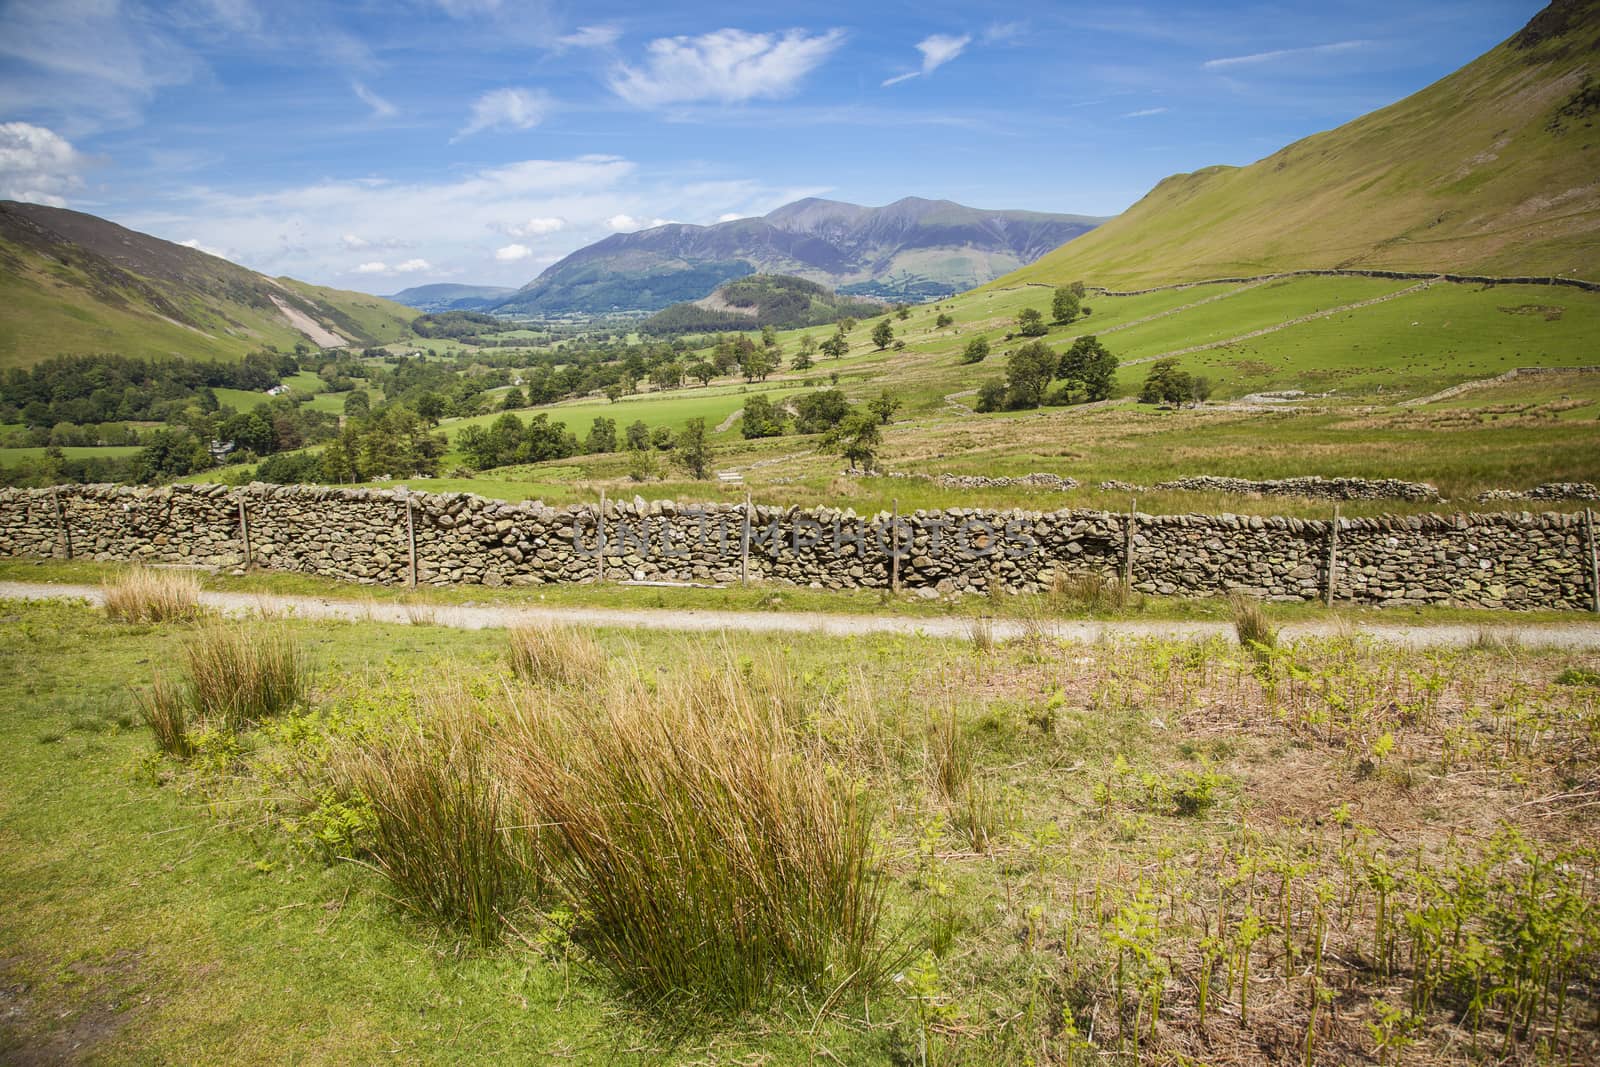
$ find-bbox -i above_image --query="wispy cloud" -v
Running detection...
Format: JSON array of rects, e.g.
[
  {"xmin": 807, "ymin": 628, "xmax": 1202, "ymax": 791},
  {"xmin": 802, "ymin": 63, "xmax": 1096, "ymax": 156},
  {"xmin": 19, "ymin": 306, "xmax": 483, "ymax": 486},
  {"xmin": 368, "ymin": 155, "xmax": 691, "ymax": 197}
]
[
  {"xmin": 354, "ymin": 257, "xmax": 432, "ymax": 275},
  {"xmin": 351, "ymin": 80, "xmax": 397, "ymax": 119},
  {"xmin": 609, "ymin": 28, "xmax": 845, "ymax": 107},
  {"xmin": 0, "ymin": 121, "xmax": 84, "ymax": 206},
  {"xmin": 458, "ymin": 87, "xmax": 551, "ymax": 137},
  {"xmin": 882, "ymin": 32, "xmax": 972, "ymax": 87},
  {"xmin": 493, "ymin": 243, "xmax": 532, "ymax": 261},
  {"xmin": 557, "ymin": 24, "xmax": 620, "ymax": 49},
  {"xmin": 1122, "ymin": 106, "xmax": 1169, "ymax": 118},
  {"xmin": 982, "ymin": 21, "xmax": 1026, "ymax": 45},
  {"xmin": 1203, "ymin": 39, "xmax": 1373, "ymax": 69},
  {"xmin": 496, "ymin": 216, "xmax": 566, "ymax": 237},
  {"xmin": 605, "ymin": 213, "xmax": 673, "ymax": 231}
]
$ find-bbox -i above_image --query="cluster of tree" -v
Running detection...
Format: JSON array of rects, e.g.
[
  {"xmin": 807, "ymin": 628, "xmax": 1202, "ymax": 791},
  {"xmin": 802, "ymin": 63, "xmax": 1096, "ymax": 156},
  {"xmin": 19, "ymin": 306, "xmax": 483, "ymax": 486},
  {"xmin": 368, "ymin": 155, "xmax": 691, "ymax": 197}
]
[
  {"xmin": 410, "ymin": 311, "xmax": 505, "ymax": 339},
  {"xmin": 1008, "ymin": 282, "xmax": 1091, "ymax": 341},
  {"xmin": 314, "ymin": 407, "xmax": 449, "ymax": 483},
  {"xmin": 641, "ymin": 275, "xmax": 883, "ymax": 335},
  {"xmin": 0, "ymin": 350, "xmax": 300, "ymax": 427},
  {"xmin": 1138, "ymin": 359, "xmax": 1212, "ymax": 407},
  {"xmin": 976, "ymin": 336, "xmax": 1119, "ymax": 412},
  {"xmin": 738, "ymin": 387, "xmax": 898, "ymax": 471}
]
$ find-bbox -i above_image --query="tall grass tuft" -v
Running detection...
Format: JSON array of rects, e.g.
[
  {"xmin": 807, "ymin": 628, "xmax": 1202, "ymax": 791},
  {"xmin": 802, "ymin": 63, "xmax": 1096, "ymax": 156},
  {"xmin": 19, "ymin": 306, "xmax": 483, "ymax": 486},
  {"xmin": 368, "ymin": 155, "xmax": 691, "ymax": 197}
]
[
  {"xmin": 926, "ymin": 705, "xmax": 973, "ymax": 802},
  {"xmin": 1229, "ymin": 594, "xmax": 1277, "ymax": 651},
  {"xmin": 183, "ymin": 624, "xmax": 307, "ymax": 732},
  {"xmin": 506, "ymin": 621, "xmax": 608, "ymax": 687},
  {"xmin": 1049, "ymin": 569, "xmax": 1129, "ymax": 613},
  {"xmin": 136, "ymin": 673, "xmax": 193, "ymax": 758},
  {"xmin": 102, "ymin": 566, "xmax": 203, "ymax": 623},
  {"xmin": 503, "ymin": 654, "xmax": 888, "ymax": 1010},
  {"xmin": 339, "ymin": 693, "xmax": 535, "ymax": 945}
]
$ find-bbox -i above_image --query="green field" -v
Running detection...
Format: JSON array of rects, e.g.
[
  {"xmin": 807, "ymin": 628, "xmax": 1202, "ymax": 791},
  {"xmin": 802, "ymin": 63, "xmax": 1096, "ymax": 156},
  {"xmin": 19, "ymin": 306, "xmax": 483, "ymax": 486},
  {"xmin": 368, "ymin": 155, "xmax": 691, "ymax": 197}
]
[
  {"xmin": 0, "ymin": 445, "xmax": 143, "ymax": 462},
  {"xmin": 443, "ymin": 383, "xmax": 808, "ymax": 443}
]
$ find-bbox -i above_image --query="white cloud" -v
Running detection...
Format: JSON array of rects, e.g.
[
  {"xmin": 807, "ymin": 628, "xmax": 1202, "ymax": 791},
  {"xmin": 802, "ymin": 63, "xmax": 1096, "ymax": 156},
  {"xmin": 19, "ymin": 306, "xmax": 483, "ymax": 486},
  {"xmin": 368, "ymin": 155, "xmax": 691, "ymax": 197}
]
[
  {"xmin": 915, "ymin": 34, "xmax": 970, "ymax": 74},
  {"xmin": 352, "ymin": 80, "xmax": 397, "ymax": 119},
  {"xmin": 882, "ymin": 32, "xmax": 972, "ymax": 88},
  {"xmin": 1203, "ymin": 40, "xmax": 1372, "ymax": 70},
  {"xmin": 179, "ymin": 237, "xmax": 229, "ymax": 258},
  {"xmin": 557, "ymin": 25, "xmax": 620, "ymax": 49},
  {"xmin": 0, "ymin": 121, "xmax": 83, "ymax": 206},
  {"xmin": 605, "ymin": 214, "xmax": 674, "ymax": 231},
  {"xmin": 609, "ymin": 28, "xmax": 845, "ymax": 107},
  {"xmin": 494, "ymin": 243, "xmax": 532, "ymax": 261},
  {"xmin": 458, "ymin": 87, "xmax": 552, "ymax": 138},
  {"xmin": 717, "ymin": 212, "xmax": 744, "ymax": 222},
  {"xmin": 499, "ymin": 216, "xmax": 565, "ymax": 237},
  {"xmin": 1122, "ymin": 107, "xmax": 1169, "ymax": 118},
  {"xmin": 353, "ymin": 258, "xmax": 432, "ymax": 275}
]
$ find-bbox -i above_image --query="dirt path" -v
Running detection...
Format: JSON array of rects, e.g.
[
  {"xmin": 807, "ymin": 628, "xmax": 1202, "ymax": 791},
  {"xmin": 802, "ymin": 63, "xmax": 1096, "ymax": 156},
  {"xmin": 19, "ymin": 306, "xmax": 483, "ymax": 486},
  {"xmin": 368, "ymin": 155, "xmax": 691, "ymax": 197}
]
[{"xmin": 6, "ymin": 581, "xmax": 1599, "ymax": 649}]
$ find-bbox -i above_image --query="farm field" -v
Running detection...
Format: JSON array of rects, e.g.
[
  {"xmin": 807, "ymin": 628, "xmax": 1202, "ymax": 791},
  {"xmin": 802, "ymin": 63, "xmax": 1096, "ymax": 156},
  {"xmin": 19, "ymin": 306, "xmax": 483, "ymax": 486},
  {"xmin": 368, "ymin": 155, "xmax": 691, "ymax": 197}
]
[{"xmin": 3, "ymin": 593, "xmax": 1597, "ymax": 1064}]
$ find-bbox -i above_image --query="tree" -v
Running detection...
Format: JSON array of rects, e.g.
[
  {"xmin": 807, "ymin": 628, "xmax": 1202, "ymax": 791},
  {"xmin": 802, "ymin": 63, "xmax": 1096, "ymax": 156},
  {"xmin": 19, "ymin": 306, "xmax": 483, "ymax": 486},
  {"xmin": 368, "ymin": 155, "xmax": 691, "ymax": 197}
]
[
  {"xmin": 1139, "ymin": 359, "xmax": 1194, "ymax": 406},
  {"xmin": 1069, "ymin": 280, "xmax": 1086, "ymax": 299},
  {"xmin": 1058, "ymin": 335, "xmax": 1118, "ymax": 402},
  {"xmin": 501, "ymin": 387, "xmax": 526, "ymax": 411},
  {"xmin": 838, "ymin": 317, "xmax": 858, "ymax": 335},
  {"xmin": 741, "ymin": 394, "xmax": 784, "ymax": 439},
  {"xmin": 343, "ymin": 390, "xmax": 370, "ymax": 419},
  {"xmin": 625, "ymin": 420, "xmax": 651, "ymax": 451},
  {"xmin": 1005, "ymin": 341, "xmax": 1058, "ymax": 408},
  {"xmin": 650, "ymin": 425, "xmax": 675, "ymax": 451},
  {"xmin": 935, "ymin": 312, "xmax": 954, "ymax": 328},
  {"xmin": 894, "ymin": 303, "xmax": 911, "ymax": 320},
  {"xmin": 738, "ymin": 350, "xmax": 775, "ymax": 382},
  {"xmin": 1187, "ymin": 376, "xmax": 1213, "ymax": 407},
  {"xmin": 792, "ymin": 334, "xmax": 817, "ymax": 371},
  {"xmin": 867, "ymin": 390, "xmax": 901, "ymax": 425},
  {"xmin": 820, "ymin": 332, "xmax": 848, "ymax": 360},
  {"xmin": 871, "ymin": 319, "xmax": 894, "ymax": 350},
  {"xmin": 674, "ymin": 417, "xmax": 712, "ymax": 479},
  {"xmin": 688, "ymin": 360, "xmax": 716, "ymax": 386},
  {"xmin": 1015, "ymin": 307, "xmax": 1048, "ymax": 337},
  {"xmin": 823, "ymin": 411, "xmax": 881, "ymax": 472},
  {"xmin": 584, "ymin": 416, "xmax": 618, "ymax": 454},
  {"xmin": 414, "ymin": 392, "xmax": 446, "ymax": 426},
  {"xmin": 650, "ymin": 362, "xmax": 685, "ymax": 391},
  {"xmin": 975, "ymin": 379, "xmax": 1007, "ymax": 412},
  {"xmin": 1051, "ymin": 287, "xmax": 1081, "ymax": 325},
  {"xmin": 793, "ymin": 389, "xmax": 852, "ymax": 434},
  {"xmin": 961, "ymin": 337, "xmax": 991, "ymax": 364}
]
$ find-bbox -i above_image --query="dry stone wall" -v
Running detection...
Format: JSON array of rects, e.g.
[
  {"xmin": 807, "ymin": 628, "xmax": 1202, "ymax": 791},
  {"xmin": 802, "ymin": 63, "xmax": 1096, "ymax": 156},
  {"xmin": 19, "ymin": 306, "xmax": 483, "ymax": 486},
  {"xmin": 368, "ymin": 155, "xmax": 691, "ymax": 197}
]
[{"xmin": 0, "ymin": 484, "xmax": 1595, "ymax": 611}]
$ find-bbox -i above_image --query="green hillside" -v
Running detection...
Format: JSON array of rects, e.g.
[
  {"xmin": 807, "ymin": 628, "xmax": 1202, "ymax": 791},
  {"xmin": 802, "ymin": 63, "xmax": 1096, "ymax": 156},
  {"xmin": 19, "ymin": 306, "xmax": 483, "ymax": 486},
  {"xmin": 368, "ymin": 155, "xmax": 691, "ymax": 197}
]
[
  {"xmin": 1006, "ymin": 0, "xmax": 1600, "ymax": 288},
  {"xmin": 0, "ymin": 201, "xmax": 417, "ymax": 368}
]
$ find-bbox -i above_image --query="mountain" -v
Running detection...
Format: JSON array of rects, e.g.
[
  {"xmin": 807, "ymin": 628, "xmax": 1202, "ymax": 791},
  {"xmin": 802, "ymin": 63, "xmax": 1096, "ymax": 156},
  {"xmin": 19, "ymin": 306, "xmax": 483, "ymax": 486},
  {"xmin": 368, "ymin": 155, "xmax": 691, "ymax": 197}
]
[
  {"xmin": 0, "ymin": 201, "xmax": 417, "ymax": 369},
  {"xmin": 1005, "ymin": 0, "xmax": 1600, "ymax": 289},
  {"xmin": 387, "ymin": 283, "xmax": 518, "ymax": 312},
  {"xmin": 494, "ymin": 197, "xmax": 1106, "ymax": 315},
  {"xmin": 640, "ymin": 274, "xmax": 886, "ymax": 334}
]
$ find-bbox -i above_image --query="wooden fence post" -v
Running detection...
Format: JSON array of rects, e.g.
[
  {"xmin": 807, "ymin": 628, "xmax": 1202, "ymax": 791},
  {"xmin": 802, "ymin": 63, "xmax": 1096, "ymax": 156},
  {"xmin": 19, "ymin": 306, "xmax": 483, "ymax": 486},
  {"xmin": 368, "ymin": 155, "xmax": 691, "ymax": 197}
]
[
  {"xmin": 1325, "ymin": 505, "xmax": 1340, "ymax": 607},
  {"xmin": 890, "ymin": 497, "xmax": 901, "ymax": 594},
  {"xmin": 1122, "ymin": 498, "xmax": 1136, "ymax": 587},
  {"xmin": 51, "ymin": 487, "xmax": 72, "ymax": 561},
  {"xmin": 1586, "ymin": 508, "xmax": 1598, "ymax": 614},
  {"xmin": 404, "ymin": 492, "xmax": 417, "ymax": 589},
  {"xmin": 740, "ymin": 491, "xmax": 752, "ymax": 586},
  {"xmin": 238, "ymin": 492, "xmax": 252, "ymax": 569},
  {"xmin": 595, "ymin": 489, "xmax": 607, "ymax": 585}
]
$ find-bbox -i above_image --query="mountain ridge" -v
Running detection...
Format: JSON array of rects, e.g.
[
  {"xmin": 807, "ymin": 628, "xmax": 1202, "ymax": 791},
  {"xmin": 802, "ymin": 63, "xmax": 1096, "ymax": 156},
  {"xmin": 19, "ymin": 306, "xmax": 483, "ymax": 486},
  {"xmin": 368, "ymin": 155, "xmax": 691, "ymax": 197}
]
[
  {"xmin": 998, "ymin": 0, "xmax": 1600, "ymax": 289},
  {"xmin": 0, "ymin": 200, "xmax": 417, "ymax": 368},
  {"xmin": 493, "ymin": 196, "xmax": 1106, "ymax": 315}
]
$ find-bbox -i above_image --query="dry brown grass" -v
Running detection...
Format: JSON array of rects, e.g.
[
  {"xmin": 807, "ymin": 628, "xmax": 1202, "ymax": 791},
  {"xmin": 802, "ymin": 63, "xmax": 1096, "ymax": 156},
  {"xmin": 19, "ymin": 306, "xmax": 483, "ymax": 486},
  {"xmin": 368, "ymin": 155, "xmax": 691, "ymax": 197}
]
[
  {"xmin": 102, "ymin": 566, "xmax": 203, "ymax": 623},
  {"xmin": 506, "ymin": 621, "xmax": 608, "ymax": 687}
]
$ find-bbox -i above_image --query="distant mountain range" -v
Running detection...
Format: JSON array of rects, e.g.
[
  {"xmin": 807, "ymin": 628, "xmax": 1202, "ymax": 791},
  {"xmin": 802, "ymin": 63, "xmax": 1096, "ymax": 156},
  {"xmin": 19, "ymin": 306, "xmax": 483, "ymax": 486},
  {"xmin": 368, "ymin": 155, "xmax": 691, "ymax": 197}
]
[
  {"xmin": 490, "ymin": 197, "xmax": 1105, "ymax": 316},
  {"xmin": 0, "ymin": 201, "xmax": 416, "ymax": 368},
  {"xmin": 386, "ymin": 283, "xmax": 518, "ymax": 312},
  {"xmin": 1006, "ymin": 0, "xmax": 1600, "ymax": 288}
]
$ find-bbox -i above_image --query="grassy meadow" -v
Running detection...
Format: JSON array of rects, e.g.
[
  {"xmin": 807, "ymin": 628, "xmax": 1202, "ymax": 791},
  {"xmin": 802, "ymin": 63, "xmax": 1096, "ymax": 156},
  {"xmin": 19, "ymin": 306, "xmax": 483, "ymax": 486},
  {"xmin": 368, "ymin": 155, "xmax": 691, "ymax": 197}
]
[{"xmin": 3, "ymin": 588, "xmax": 1598, "ymax": 1064}]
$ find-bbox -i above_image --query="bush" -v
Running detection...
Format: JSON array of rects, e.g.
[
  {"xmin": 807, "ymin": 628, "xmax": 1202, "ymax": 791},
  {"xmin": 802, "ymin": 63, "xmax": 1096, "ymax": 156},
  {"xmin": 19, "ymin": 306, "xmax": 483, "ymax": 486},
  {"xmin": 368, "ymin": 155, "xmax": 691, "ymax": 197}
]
[
  {"xmin": 338, "ymin": 696, "xmax": 536, "ymax": 945},
  {"xmin": 102, "ymin": 566, "xmax": 203, "ymax": 623},
  {"xmin": 506, "ymin": 622, "xmax": 607, "ymax": 688},
  {"xmin": 502, "ymin": 654, "xmax": 888, "ymax": 1009},
  {"xmin": 183, "ymin": 624, "xmax": 308, "ymax": 732},
  {"xmin": 1229, "ymin": 595, "xmax": 1276, "ymax": 651}
]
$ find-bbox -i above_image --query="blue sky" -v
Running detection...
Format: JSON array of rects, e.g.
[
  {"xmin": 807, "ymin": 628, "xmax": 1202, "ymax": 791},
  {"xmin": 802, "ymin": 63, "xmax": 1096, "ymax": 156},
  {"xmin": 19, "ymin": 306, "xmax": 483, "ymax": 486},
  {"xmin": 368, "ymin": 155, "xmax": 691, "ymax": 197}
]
[{"xmin": 0, "ymin": 0, "xmax": 1545, "ymax": 292}]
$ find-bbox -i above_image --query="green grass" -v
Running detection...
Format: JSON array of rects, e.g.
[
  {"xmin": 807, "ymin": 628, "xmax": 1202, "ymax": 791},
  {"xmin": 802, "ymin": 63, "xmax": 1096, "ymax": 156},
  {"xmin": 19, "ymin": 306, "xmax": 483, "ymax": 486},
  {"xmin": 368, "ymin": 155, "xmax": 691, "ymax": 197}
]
[
  {"xmin": 0, "ymin": 445, "xmax": 143, "ymax": 461},
  {"xmin": 441, "ymin": 384, "xmax": 806, "ymax": 443}
]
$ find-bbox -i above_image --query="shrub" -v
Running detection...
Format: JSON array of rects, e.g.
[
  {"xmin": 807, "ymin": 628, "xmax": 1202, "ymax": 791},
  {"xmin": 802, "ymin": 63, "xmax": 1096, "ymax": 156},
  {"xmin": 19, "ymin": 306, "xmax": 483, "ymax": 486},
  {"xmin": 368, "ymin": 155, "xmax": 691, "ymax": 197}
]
[
  {"xmin": 1050, "ymin": 570, "xmax": 1128, "ymax": 613},
  {"xmin": 136, "ymin": 673, "xmax": 194, "ymax": 758},
  {"xmin": 1229, "ymin": 595, "xmax": 1276, "ymax": 651},
  {"xmin": 338, "ymin": 696, "xmax": 536, "ymax": 945},
  {"xmin": 506, "ymin": 622, "xmax": 607, "ymax": 688},
  {"xmin": 102, "ymin": 566, "xmax": 203, "ymax": 623},
  {"xmin": 502, "ymin": 655, "xmax": 888, "ymax": 1010},
  {"xmin": 183, "ymin": 624, "xmax": 307, "ymax": 732}
]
